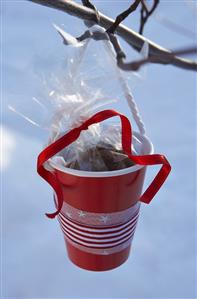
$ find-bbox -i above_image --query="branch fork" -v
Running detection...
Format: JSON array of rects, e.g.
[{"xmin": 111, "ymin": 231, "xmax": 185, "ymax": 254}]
[{"xmin": 27, "ymin": 0, "xmax": 197, "ymax": 71}]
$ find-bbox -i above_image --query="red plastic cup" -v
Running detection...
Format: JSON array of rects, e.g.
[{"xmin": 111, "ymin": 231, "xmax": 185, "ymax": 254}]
[{"xmin": 50, "ymin": 132, "xmax": 154, "ymax": 271}]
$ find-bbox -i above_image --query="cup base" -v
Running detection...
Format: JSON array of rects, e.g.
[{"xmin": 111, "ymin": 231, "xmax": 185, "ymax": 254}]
[{"xmin": 65, "ymin": 239, "xmax": 131, "ymax": 271}]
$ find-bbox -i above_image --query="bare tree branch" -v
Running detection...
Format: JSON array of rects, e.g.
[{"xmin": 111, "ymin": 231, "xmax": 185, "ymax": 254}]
[
  {"xmin": 106, "ymin": 0, "xmax": 141, "ymax": 34},
  {"xmin": 81, "ymin": 0, "xmax": 100, "ymax": 23},
  {"xmin": 139, "ymin": 0, "xmax": 159, "ymax": 34},
  {"xmin": 118, "ymin": 46, "xmax": 197, "ymax": 71},
  {"xmin": 27, "ymin": 0, "xmax": 197, "ymax": 71},
  {"xmin": 76, "ymin": 29, "xmax": 197, "ymax": 71}
]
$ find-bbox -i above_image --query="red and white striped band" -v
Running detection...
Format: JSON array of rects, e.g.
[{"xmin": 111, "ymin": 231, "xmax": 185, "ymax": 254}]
[{"xmin": 58, "ymin": 202, "xmax": 140, "ymax": 255}]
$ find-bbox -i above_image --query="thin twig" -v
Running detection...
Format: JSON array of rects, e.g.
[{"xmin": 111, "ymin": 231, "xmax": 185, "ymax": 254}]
[
  {"xmin": 27, "ymin": 0, "xmax": 197, "ymax": 71},
  {"xmin": 106, "ymin": 0, "xmax": 141, "ymax": 34},
  {"xmin": 108, "ymin": 34, "xmax": 126, "ymax": 60},
  {"xmin": 118, "ymin": 46, "xmax": 197, "ymax": 71},
  {"xmin": 140, "ymin": 0, "xmax": 149, "ymax": 14},
  {"xmin": 81, "ymin": 0, "xmax": 100, "ymax": 23},
  {"xmin": 139, "ymin": 0, "xmax": 159, "ymax": 34}
]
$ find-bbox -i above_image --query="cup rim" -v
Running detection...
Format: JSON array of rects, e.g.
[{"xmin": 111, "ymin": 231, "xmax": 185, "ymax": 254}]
[{"xmin": 49, "ymin": 132, "xmax": 154, "ymax": 178}]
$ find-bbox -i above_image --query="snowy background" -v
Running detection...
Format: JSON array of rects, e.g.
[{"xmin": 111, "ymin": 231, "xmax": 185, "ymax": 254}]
[{"xmin": 1, "ymin": 1, "xmax": 196, "ymax": 298}]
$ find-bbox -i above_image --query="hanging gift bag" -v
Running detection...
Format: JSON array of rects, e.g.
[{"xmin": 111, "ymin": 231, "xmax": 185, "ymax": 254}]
[{"xmin": 37, "ymin": 26, "xmax": 171, "ymax": 271}]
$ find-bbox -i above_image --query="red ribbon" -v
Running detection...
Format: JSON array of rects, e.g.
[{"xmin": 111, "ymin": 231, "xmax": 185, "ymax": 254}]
[{"xmin": 37, "ymin": 109, "xmax": 171, "ymax": 219}]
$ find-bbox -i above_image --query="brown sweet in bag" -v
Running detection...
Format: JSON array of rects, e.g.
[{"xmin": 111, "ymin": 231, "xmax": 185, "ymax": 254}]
[{"xmin": 66, "ymin": 143, "xmax": 135, "ymax": 171}]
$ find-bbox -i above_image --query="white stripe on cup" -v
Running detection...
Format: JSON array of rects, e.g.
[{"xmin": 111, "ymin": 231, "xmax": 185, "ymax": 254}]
[
  {"xmin": 59, "ymin": 210, "xmax": 139, "ymax": 233},
  {"xmin": 61, "ymin": 226, "xmax": 135, "ymax": 248},
  {"xmin": 60, "ymin": 221, "xmax": 137, "ymax": 243},
  {"xmin": 59, "ymin": 216, "xmax": 138, "ymax": 238}
]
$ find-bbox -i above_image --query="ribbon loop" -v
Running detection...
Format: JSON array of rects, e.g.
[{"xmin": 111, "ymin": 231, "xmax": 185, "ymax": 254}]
[{"xmin": 37, "ymin": 109, "xmax": 171, "ymax": 218}]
